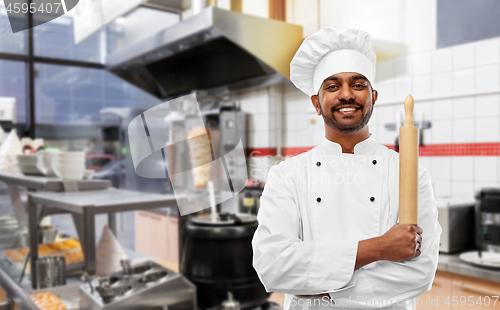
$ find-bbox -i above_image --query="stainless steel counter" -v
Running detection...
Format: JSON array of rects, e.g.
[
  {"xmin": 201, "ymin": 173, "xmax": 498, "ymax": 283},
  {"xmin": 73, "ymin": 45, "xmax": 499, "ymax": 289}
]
[
  {"xmin": 438, "ymin": 253, "xmax": 500, "ymax": 283},
  {"xmin": 0, "ymin": 248, "xmax": 145, "ymax": 310}
]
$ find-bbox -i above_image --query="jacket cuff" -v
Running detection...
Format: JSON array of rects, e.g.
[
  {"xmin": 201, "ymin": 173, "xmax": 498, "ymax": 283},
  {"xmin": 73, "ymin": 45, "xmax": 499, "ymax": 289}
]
[
  {"xmin": 311, "ymin": 240, "xmax": 358, "ymax": 290},
  {"xmin": 327, "ymin": 269, "xmax": 359, "ymax": 296}
]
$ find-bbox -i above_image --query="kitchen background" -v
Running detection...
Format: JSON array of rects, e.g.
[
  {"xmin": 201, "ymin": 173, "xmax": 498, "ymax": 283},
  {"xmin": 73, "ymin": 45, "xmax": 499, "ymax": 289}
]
[{"xmin": 0, "ymin": 0, "xmax": 500, "ymax": 309}]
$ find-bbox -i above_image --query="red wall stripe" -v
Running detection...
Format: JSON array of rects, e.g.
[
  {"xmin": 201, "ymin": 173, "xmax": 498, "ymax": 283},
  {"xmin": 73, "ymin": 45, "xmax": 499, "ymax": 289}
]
[
  {"xmin": 245, "ymin": 147, "xmax": 277, "ymax": 157},
  {"xmin": 247, "ymin": 142, "xmax": 500, "ymax": 157}
]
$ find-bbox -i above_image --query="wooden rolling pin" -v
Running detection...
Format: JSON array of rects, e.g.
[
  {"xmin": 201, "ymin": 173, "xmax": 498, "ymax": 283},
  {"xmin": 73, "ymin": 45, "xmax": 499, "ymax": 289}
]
[{"xmin": 399, "ymin": 95, "xmax": 419, "ymax": 224}]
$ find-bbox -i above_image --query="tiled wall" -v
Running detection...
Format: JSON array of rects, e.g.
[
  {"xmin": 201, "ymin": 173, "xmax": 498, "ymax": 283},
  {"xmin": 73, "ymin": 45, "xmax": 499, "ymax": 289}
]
[
  {"xmin": 372, "ymin": 36, "xmax": 500, "ymax": 199},
  {"xmin": 238, "ymin": 36, "xmax": 500, "ymax": 201}
]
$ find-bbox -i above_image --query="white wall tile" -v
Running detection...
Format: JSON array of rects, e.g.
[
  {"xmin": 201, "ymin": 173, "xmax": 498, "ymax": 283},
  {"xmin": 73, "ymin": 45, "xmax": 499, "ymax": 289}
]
[
  {"xmin": 431, "ymin": 48, "xmax": 452, "ymax": 73},
  {"xmin": 374, "ymin": 105, "xmax": 395, "ymax": 125},
  {"xmin": 475, "ymin": 38, "xmax": 500, "ymax": 66},
  {"xmin": 253, "ymin": 131, "xmax": 268, "ymax": 148},
  {"xmin": 475, "ymin": 65, "xmax": 500, "ymax": 92},
  {"xmin": 452, "ymin": 42, "xmax": 475, "ymax": 70},
  {"xmin": 431, "ymin": 157, "xmax": 452, "ymax": 180},
  {"xmin": 451, "ymin": 181, "xmax": 475, "ymax": 199},
  {"xmin": 451, "ymin": 157, "xmax": 473, "ymax": 181},
  {"xmin": 452, "ymin": 118, "xmax": 475, "ymax": 143},
  {"xmin": 419, "ymin": 157, "xmax": 431, "ymax": 171},
  {"xmin": 431, "ymin": 72, "xmax": 453, "ymax": 97},
  {"xmin": 414, "ymin": 101, "xmax": 432, "ymax": 121},
  {"xmin": 285, "ymin": 112, "xmax": 296, "ymax": 132},
  {"xmin": 376, "ymin": 124, "xmax": 397, "ymax": 145},
  {"xmin": 394, "ymin": 56, "xmax": 413, "ymax": 77},
  {"xmin": 475, "ymin": 157, "xmax": 498, "ymax": 183},
  {"xmin": 431, "ymin": 98, "xmax": 452, "ymax": 120},
  {"xmin": 255, "ymin": 113, "xmax": 269, "ymax": 131},
  {"xmin": 376, "ymin": 59, "xmax": 395, "ymax": 82},
  {"xmin": 429, "ymin": 120, "xmax": 452, "ymax": 144},
  {"xmin": 474, "ymin": 181, "xmax": 497, "ymax": 193},
  {"xmin": 475, "ymin": 94, "xmax": 500, "ymax": 117},
  {"xmin": 413, "ymin": 75, "xmax": 431, "ymax": 99},
  {"xmin": 412, "ymin": 52, "xmax": 432, "ymax": 76},
  {"xmin": 475, "ymin": 116, "xmax": 499, "ymax": 142},
  {"xmin": 373, "ymin": 80, "xmax": 395, "ymax": 104},
  {"xmin": 453, "ymin": 69, "xmax": 475, "ymax": 96},
  {"xmin": 433, "ymin": 180, "xmax": 451, "ymax": 198},
  {"xmin": 452, "ymin": 96, "xmax": 474, "ymax": 119},
  {"xmin": 394, "ymin": 77, "xmax": 413, "ymax": 101}
]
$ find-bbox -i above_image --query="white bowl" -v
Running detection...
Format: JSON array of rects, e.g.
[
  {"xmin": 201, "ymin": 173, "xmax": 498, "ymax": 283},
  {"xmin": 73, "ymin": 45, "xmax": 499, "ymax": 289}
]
[
  {"xmin": 17, "ymin": 154, "xmax": 38, "ymax": 163},
  {"xmin": 19, "ymin": 163, "xmax": 43, "ymax": 175},
  {"xmin": 53, "ymin": 164, "xmax": 85, "ymax": 180},
  {"xmin": 58, "ymin": 151, "xmax": 85, "ymax": 159},
  {"xmin": 53, "ymin": 158, "xmax": 85, "ymax": 166}
]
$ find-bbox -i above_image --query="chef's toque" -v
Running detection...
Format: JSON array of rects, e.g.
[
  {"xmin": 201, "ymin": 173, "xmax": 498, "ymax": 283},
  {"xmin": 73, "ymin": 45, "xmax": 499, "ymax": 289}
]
[{"xmin": 290, "ymin": 27, "xmax": 376, "ymax": 97}]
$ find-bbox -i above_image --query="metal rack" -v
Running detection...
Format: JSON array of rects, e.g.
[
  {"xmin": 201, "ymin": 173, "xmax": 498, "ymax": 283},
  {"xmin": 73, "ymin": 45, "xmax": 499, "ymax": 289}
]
[
  {"xmin": 27, "ymin": 189, "xmax": 183, "ymax": 289},
  {"xmin": 0, "ymin": 173, "xmax": 112, "ymax": 232}
]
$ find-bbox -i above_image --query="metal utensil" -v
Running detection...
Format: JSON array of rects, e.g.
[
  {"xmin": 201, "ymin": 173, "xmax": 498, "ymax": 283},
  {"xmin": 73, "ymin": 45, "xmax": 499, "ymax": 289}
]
[
  {"xmin": 38, "ymin": 225, "xmax": 58, "ymax": 244},
  {"xmin": 36, "ymin": 256, "xmax": 66, "ymax": 289},
  {"xmin": 82, "ymin": 273, "xmax": 94, "ymax": 294},
  {"xmin": 120, "ymin": 259, "xmax": 131, "ymax": 275},
  {"xmin": 222, "ymin": 291, "xmax": 240, "ymax": 310}
]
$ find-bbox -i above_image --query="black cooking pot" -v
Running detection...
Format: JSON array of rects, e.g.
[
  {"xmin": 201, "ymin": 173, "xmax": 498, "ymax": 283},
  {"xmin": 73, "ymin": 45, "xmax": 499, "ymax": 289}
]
[{"xmin": 181, "ymin": 213, "xmax": 269, "ymax": 309}]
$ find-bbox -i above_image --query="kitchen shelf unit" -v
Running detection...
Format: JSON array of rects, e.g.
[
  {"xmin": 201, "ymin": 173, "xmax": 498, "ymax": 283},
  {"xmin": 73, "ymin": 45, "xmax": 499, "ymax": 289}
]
[{"xmin": 27, "ymin": 189, "xmax": 185, "ymax": 289}]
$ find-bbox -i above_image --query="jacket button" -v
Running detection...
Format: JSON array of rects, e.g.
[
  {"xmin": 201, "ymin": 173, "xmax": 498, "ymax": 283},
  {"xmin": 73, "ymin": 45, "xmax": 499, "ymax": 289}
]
[
  {"xmin": 372, "ymin": 160, "xmax": 377, "ymax": 165},
  {"xmin": 316, "ymin": 161, "xmax": 321, "ymax": 167},
  {"xmin": 316, "ymin": 197, "xmax": 321, "ymax": 202},
  {"xmin": 370, "ymin": 197, "xmax": 375, "ymax": 202}
]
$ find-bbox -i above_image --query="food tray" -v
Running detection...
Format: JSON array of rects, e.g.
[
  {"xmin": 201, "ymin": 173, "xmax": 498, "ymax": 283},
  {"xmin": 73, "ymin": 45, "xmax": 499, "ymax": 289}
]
[
  {"xmin": 16, "ymin": 248, "xmax": 85, "ymax": 274},
  {"xmin": 29, "ymin": 283, "xmax": 81, "ymax": 310},
  {"xmin": 3, "ymin": 238, "xmax": 85, "ymax": 274}
]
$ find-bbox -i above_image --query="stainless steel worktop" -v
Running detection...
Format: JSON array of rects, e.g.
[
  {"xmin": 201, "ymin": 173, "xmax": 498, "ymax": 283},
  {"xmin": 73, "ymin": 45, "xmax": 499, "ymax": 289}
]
[
  {"xmin": 438, "ymin": 252, "xmax": 500, "ymax": 283},
  {"xmin": 0, "ymin": 249, "xmax": 145, "ymax": 310}
]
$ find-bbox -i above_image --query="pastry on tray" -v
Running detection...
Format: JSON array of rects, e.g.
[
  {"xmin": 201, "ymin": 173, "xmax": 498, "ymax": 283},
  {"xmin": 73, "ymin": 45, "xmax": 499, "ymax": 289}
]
[{"xmin": 31, "ymin": 292, "xmax": 67, "ymax": 310}]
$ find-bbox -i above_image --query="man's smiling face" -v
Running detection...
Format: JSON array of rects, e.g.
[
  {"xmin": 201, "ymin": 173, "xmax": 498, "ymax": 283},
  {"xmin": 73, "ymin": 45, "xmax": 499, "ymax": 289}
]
[{"xmin": 312, "ymin": 72, "xmax": 378, "ymax": 133}]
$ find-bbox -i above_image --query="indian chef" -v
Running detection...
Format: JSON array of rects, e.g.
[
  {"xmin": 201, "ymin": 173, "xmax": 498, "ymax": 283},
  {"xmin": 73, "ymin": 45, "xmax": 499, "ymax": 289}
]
[{"xmin": 251, "ymin": 28, "xmax": 442, "ymax": 310}]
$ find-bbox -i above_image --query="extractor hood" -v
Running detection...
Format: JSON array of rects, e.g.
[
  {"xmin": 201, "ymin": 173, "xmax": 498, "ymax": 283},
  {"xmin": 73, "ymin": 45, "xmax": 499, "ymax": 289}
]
[{"xmin": 105, "ymin": 6, "xmax": 303, "ymax": 99}]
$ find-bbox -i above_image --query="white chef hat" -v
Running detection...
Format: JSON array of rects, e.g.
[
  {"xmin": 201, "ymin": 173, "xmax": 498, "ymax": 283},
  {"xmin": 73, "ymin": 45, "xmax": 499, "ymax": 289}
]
[{"xmin": 290, "ymin": 27, "xmax": 376, "ymax": 97}]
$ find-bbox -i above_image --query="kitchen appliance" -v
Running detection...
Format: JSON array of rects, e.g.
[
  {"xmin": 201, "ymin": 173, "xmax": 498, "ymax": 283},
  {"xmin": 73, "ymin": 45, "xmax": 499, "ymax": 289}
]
[
  {"xmin": 238, "ymin": 180, "xmax": 264, "ymax": 215},
  {"xmin": 164, "ymin": 93, "xmax": 248, "ymax": 201},
  {"xmin": 436, "ymin": 199, "xmax": 475, "ymax": 253},
  {"xmin": 475, "ymin": 188, "xmax": 500, "ymax": 253},
  {"xmin": 79, "ymin": 261, "xmax": 196, "ymax": 310},
  {"xmin": 182, "ymin": 213, "xmax": 268, "ymax": 309},
  {"xmin": 105, "ymin": 6, "xmax": 302, "ymax": 99}
]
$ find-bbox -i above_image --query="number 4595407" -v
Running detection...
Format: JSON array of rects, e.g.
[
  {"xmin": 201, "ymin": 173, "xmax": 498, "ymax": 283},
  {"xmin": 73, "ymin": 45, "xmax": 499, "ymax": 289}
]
[
  {"xmin": 443, "ymin": 296, "xmax": 499, "ymax": 307},
  {"xmin": 5, "ymin": 2, "xmax": 62, "ymax": 14}
]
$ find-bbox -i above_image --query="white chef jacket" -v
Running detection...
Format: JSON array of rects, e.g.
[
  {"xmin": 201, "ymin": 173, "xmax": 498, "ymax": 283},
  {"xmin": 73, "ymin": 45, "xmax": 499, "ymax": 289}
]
[{"xmin": 252, "ymin": 135, "xmax": 442, "ymax": 310}]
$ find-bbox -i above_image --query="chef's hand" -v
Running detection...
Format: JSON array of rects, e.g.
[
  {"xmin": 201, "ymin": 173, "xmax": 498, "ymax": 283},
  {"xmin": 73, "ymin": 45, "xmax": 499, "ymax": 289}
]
[{"xmin": 378, "ymin": 223, "xmax": 422, "ymax": 262}]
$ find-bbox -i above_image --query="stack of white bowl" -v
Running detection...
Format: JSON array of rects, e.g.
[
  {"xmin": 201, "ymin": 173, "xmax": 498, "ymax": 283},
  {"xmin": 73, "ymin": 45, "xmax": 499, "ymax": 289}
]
[
  {"xmin": 36, "ymin": 150, "xmax": 59, "ymax": 177},
  {"xmin": 52, "ymin": 152, "xmax": 86, "ymax": 180},
  {"xmin": 17, "ymin": 154, "xmax": 43, "ymax": 175}
]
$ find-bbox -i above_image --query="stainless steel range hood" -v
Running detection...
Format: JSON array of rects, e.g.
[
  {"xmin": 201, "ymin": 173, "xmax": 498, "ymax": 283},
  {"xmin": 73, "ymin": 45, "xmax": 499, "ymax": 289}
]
[{"xmin": 105, "ymin": 6, "xmax": 303, "ymax": 99}]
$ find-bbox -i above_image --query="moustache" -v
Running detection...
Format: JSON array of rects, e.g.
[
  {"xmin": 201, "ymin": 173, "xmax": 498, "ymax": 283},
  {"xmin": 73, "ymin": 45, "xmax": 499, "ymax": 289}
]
[{"xmin": 330, "ymin": 100, "xmax": 363, "ymax": 112}]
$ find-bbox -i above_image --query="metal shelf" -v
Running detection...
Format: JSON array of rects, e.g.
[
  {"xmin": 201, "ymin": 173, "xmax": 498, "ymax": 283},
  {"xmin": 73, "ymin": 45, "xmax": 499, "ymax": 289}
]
[
  {"xmin": 27, "ymin": 189, "xmax": 183, "ymax": 289},
  {"xmin": 0, "ymin": 173, "xmax": 111, "ymax": 191}
]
